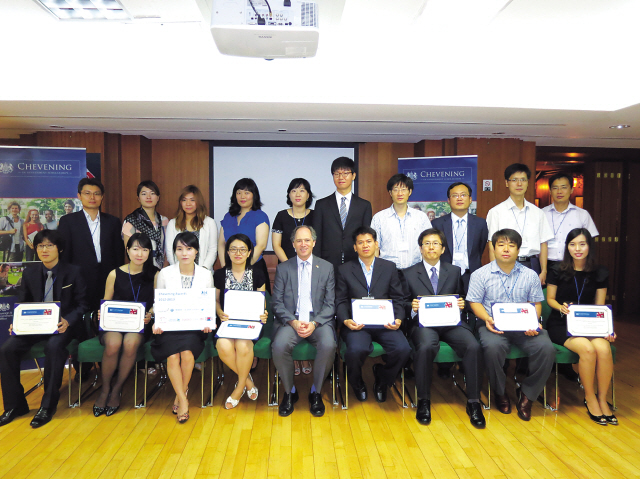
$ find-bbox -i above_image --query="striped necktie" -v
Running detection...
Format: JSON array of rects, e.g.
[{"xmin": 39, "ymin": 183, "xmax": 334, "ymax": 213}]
[
  {"xmin": 339, "ymin": 196, "xmax": 347, "ymax": 229},
  {"xmin": 430, "ymin": 267, "xmax": 438, "ymax": 294}
]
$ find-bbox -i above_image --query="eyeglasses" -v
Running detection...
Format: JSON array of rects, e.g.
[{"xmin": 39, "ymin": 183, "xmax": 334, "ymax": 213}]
[
  {"xmin": 36, "ymin": 243, "xmax": 56, "ymax": 251},
  {"xmin": 391, "ymin": 187, "xmax": 409, "ymax": 193},
  {"xmin": 507, "ymin": 178, "xmax": 528, "ymax": 184},
  {"xmin": 333, "ymin": 171, "xmax": 353, "ymax": 178},
  {"xmin": 551, "ymin": 186, "xmax": 570, "ymax": 191},
  {"xmin": 81, "ymin": 191, "xmax": 103, "ymax": 198},
  {"xmin": 229, "ymin": 247, "xmax": 249, "ymax": 254},
  {"xmin": 422, "ymin": 242, "xmax": 442, "ymax": 247},
  {"xmin": 449, "ymin": 193, "xmax": 469, "ymax": 199}
]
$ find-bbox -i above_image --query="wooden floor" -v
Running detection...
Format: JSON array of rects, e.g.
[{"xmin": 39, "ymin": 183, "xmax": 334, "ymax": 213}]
[{"xmin": 2, "ymin": 321, "xmax": 640, "ymax": 479}]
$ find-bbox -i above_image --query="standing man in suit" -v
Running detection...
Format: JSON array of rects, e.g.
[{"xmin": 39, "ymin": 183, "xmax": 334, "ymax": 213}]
[
  {"xmin": 403, "ymin": 228, "xmax": 485, "ymax": 428},
  {"xmin": 271, "ymin": 225, "xmax": 336, "ymax": 417},
  {"xmin": 336, "ymin": 226, "xmax": 410, "ymax": 403},
  {"xmin": 0, "ymin": 230, "xmax": 87, "ymax": 428},
  {"xmin": 313, "ymin": 157, "xmax": 372, "ymax": 271}
]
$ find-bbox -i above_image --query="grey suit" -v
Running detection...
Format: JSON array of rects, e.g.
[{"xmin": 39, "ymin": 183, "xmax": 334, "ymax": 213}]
[{"xmin": 271, "ymin": 254, "xmax": 336, "ymax": 393}]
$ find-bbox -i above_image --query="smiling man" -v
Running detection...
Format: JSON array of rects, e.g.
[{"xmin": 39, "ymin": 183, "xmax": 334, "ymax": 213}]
[{"xmin": 0, "ymin": 201, "xmax": 24, "ymax": 262}]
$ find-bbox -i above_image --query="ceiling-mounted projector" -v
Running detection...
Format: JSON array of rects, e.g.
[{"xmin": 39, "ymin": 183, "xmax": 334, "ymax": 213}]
[{"xmin": 211, "ymin": 0, "xmax": 318, "ymax": 59}]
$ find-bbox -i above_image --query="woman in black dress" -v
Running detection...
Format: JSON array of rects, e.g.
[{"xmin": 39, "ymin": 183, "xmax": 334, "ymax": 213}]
[
  {"xmin": 546, "ymin": 228, "xmax": 617, "ymax": 425},
  {"xmin": 152, "ymin": 232, "xmax": 214, "ymax": 423},
  {"xmin": 214, "ymin": 234, "xmax": 268, "ymax": 409},
  {"xmin": 94, "ymin": 233, "xmax": 159, "ymax": 417},
  {"xmin": 271, "ymin": 178, "xmax": 315, "ymax": 375}
]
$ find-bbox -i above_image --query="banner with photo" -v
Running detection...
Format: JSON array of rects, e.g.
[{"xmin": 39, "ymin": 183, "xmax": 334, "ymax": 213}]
[
  {"xmin": 0, "ymin": 146, "xmax": 87, "ymax": 352},
  {"xmin": 398, "ymin": 155, "xmax": 478, "ymax": 221}
]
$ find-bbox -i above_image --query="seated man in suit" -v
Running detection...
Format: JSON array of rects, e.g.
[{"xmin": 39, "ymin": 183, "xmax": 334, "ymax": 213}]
[
  {"xmin": 0, "ymin": 230, "xmax": 87, "ymax": 428},
  {"xmin": 337, "ymin": 226, "xmax": 410, "ymax": 403},
  {"xmin": 467, "ymin": 228, "xmax": 555, "ymax": 421},
  {"xmin": 403, "ymin": 228, "xmax": 485, "ymax": 427},
  {"xmin": 271, "ymin": 225, "xmax": 336, "ymax": 417}
]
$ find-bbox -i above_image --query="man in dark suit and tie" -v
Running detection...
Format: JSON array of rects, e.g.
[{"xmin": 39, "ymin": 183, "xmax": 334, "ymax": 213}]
[
  {"xmin": 403, "ymin": 228, "xmax": 485, "ymax": 428},
  {"xmin": 336, "ymin": 226, "xmax": 410, "ymax": 403},
  {"xmin": 271, "ymin": 225, "xmax": 336, "ymax": 417},
  {"xmin": 0, "ymin": 230, "xmax": 87, "ymax": 428},
  {"xmin": 313, "ymin": 157, "xmax": 373, "ymax": 271}
]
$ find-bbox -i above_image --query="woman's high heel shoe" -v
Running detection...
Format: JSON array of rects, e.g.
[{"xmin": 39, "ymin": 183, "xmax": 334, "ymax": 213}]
[
  {"xmin": 93, "ymin": 405, "xmax": 106, "ymax": 417},
  {"xmin": 584, "ymin": 399, "xmax": 607, "ymax": 426},
  {"xmin": 105, "ymin": 393, "xmax": 122, "ymax": 417},
  {"xmin": 603, "ymin": 413, "xmax": 619, "ymax": 425}
]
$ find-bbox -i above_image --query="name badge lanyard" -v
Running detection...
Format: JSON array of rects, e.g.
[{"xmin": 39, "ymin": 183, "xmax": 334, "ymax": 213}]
[
  {"xmin": 396, "ymin": 213, "xmax": 408, "ymax": 263},
  {"xmin": 292, "ymin": 211, "xmax": 308, "ymax": 228},
  {"xmin": 453, "ymin": 222, "xmax": 466, "ymax": 254},
  {"xmin": 575, "ymin": 276, "xmax": 586, "ymax": 304},
  {"xmin": 510, "ymin": 208, "xmax": 527, "ymax": 236},
  {"xmin": 128, "ymin": 266, "xmax": 141, "ymax": 303},
  {"xmin": 552, "ymin": 210, "xmax": 569, "ymax": 240},
  {"xmin": 499, "ymin": 269, "xmax": 521, "ymax": 302},
  {"xmin": 44, "ymin": 276, "xmax": 57, "ymax": 301}
]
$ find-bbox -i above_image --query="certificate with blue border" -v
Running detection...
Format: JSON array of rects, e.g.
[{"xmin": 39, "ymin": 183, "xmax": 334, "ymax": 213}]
[
  {"xmin": 352, "ymin": 298, "xmax": 394, "ymax": 328},
  {"xmin": 567, "ymin": 305, "xmax": 613, "ymax": 337},
  {"xmin": 418, "ymin": 295, "xmax": 461, "ymax": 327},
  {"xmin": 491, "ymin": 302, "xmax": 539, "ymax": 332},
  {"xmin": 12, "ymin": 302, "xmax": 60, "ymax": 335},
  {"xmin": 99, "ymin": 300, "xmax": 146, "ymax": 333}
]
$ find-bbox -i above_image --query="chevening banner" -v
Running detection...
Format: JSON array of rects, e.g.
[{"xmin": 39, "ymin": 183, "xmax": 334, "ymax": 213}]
[{"xmin": 398, "ymin": 155, "xmax": 478, "ymax": 221}]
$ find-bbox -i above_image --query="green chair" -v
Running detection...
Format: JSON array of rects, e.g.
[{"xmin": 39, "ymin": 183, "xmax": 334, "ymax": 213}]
[
  {"xmin": 483, "ymin": 344, "xmax": 530, "ymax": 410},
  {"xmin": 252, "ymin": 292, "xmax": 276, "ymax": 405}
]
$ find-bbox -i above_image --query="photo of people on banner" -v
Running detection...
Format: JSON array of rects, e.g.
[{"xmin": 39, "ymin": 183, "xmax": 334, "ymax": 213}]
[{"xmin": 399, "ymin": 155, "xmax": 478, "ymax": 215}]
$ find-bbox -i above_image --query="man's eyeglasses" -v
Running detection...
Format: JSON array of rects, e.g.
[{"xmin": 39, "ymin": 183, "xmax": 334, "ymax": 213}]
[
  {"xmin": 36, "ymin": 243, "xmax": 56, "ymax": 251},
  {"xmin": 507, "ymin": 178, "xmax": 528, "ymax": 184},
  {"xmin": 391, "ymin": 187, "xmax": 409, "ymax": 194},
  {"xmin": 449, "ymin": 193, "xmax": 469, "ymax": 199},
  {"xmin": 333, "ymin": 171, "xmax": 353, "ymax": 178},
  {"xmin": 421, "ymin": 242, "xmax": 442, "ymax": 247},
  {"xmin": 551, "ymin": 186, "xmax": 570, "ymax": 191},
  {"xmin": 81, "ymin": 191, "xmax": 103, "ymax": 198}
]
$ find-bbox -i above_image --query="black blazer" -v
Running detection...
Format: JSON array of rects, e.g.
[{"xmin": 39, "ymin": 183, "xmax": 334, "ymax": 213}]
[
  {"xmin": 18, "ymin": 262, "xmax": 88, "ymax": 327},
  {"xmin": 431, "ymin": 213, "xmax": 488, "ymax": 274},
  {"xmin": 335, "ymin": 257, "xmax": 405, "ymax": 323},
  {"xmin": 313, "ymin": 193, "xmax": 372, "ymax": 270},
  {"xmin": 401, "ymin": 261, "xmax": 470, "ymax": 331}
]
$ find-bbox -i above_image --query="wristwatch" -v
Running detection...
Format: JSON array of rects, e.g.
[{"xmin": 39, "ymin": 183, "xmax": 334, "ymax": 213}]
[{"xmin": 311, "ymin": 321, "xmax": 318, "ymax": 328}]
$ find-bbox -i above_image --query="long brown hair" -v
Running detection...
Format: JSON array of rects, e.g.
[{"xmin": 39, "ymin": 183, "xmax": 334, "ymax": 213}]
[
  {"xmin": 175, "ymin": 185, "xmax": 207, "ymax": 231},
  {"xmin": 559, "ymin": 228, "xmax": 596, "ymax": 280}
]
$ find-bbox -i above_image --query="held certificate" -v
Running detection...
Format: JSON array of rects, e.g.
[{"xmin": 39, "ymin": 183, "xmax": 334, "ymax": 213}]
[
  {"xmin": 154, "ymin": 288, "xmax": 217, "ymax": 331},
  {"xmin": 352, "ymin": 299, "xmax": 394, "ymax": 328},
  {"xmin": 419, "ymin": 295, "xmax": 461, "ymax": 327},
  {"xmin": 12, "ymin": 302, "xmax": 60, "ymax": 335},
  {"xmin": 567, "ymin": 305, "xmax": 614, "ymax": 337},
  {"xmin": 99, "ymin": 300, "xmax": 145, "ymax": 333},
  {"xmin": 491, "ymin": 302, "xmax": 539, "ymax": 332},
  {"xmin": 216, "ymin": 320, "xmax": 263, "ymax": 340},
  {"xmin": 224, "ymin": 290, "xmax": 265, "ymax": 321}
]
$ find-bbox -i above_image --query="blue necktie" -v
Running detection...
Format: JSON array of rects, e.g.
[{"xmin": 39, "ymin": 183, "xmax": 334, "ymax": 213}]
[
  {"xmin": 339, "ymin": 196, "xmax": 347, "ymax": 229},
  {"xmin": 430, "ymin": 267, "xmax": 438, "ymax": 294}
]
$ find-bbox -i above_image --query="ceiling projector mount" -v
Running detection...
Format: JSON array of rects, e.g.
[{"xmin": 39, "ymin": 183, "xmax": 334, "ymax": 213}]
[{"xmin": 211, "ymin": 0, "xmax": 319, "ymax": 59}]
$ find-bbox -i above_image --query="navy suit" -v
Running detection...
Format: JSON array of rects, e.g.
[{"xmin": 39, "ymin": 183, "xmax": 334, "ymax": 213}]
[{"xmin": 336, "ymin": 257, "xmax": 410, "ymax": 389}]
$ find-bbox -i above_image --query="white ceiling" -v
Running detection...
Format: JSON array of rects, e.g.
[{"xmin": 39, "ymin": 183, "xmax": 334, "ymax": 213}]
[{"xmin": 1, "ymin": 0, "xmax": 639, "ymax": 147}]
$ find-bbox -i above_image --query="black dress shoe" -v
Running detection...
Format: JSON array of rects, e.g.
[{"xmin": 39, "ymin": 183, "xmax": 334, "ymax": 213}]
[
  {"xmin": 603, "ymin": 414, "xmax": 619, "ymax": 425},
  {"xmin": 0, "ymin": 406, "xmax": 30, "ymax": 427},
  {"xmin": 466, "ymin": 402, "xmax": 486, "ymax": 429},
  {"xmin": 93, "ymin": 405, "xmax": 106, "ymax": 417},
  {"xmin": 309, "ymin": 391, "xmax": 325, "ymax": 417},
  {"xmin": 516, "ymin": 388, "xmax": 532, "ymax": 421},
  {"xmin": 584, "ymin": 400, "xmax": 607, "ymax": 426},
  {"xmin": 352, "ymin": 382, "xmax": 368, "ymax": 402},
  {"xmin": 416, "ymin": 399, "xmax": 431, "ymax": 425},
  {"xmin": 495, "ymin": 393, "xmax": 511, "ymax": 414},
  {"xmin": 279, "ymin": 390, "xmax": 299, "ymax": 417},
  {"xmin": 30, "ymin": 406, "xmax": 56, "ymax": 428},
  {"xmin": 372, "ymin": 364, "xmax": 388, "ymax": 403}
]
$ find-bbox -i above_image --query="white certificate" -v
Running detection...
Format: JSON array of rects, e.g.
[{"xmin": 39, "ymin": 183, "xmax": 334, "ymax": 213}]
[
  {"xmin": 352, "ymin": 299, "xmax": 395, "ymax": 328},
  {"xmin": 419, "ymin": 295, "xmax": 461, "ymax": 327},
  {"xmin": 567, "ymin": 305, "xmax": 614, "ymax": 337},
  {"xmin": 12, "ymin": 302, "xmax": 60, "ymax": 335},
  {"xmin": 216, "ymin": 320, "xmax": 263, "ymax": 340},
  {"xmin": 154, "ymin": 288, "xmax": 217, "ymax": 331},
  {"xmin": 99, "ymin": 300, "xmax": 145, "ymax": 333},
  {"xmin": 224, "ymin": 290, "xmax": 264, "ymax": 321},
  {"xmin": 492, "ymin": 302, "xmax": 539, "ymax": 332}
]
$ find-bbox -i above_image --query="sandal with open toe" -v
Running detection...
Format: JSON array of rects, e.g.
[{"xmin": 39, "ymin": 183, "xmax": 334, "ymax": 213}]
[
  {"xmin": 246, "ymin": 373, "xmax": 258, "ymax": 401},
  {"xmin": 224, "ymin": 388, "xmax": 246, "ymax": 409}
]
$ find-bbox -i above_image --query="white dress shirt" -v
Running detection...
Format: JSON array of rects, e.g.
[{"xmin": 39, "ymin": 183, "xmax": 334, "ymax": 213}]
[
  {"xmin": 542, "ymin": 203, "xmax": 599, "ymax": 261},
  {"xmin": 83, "ymin": 209, "xmax": 101, "ymax": 263},
  {"xmin": 296, "ymin": 254, "xmax": 314, "ymax": 317},
  {"xmin": 335, "ymin": 191, "xmax": 352, "ymax": 214},
  {"xmin": 451, "ymin": 213, "xmax": 469, "ymax": 272},
  {"xmin": 411, "ymin": 260, "xmax": 441, "ymax": 319}
]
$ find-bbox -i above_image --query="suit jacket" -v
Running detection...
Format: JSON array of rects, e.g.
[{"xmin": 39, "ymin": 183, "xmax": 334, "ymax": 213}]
[
  {"xmin": 18, "ymin": 262, "xmax": 88, "ymax": 327},
  {"xmin": 335, "ymin": 257, "xmax": 405, "ymax": 322},
  {"xmin": 58, "ymin": 210, "xmax": 125, "ymax": 310},
  {"xmin": 401, "ymin": 261, "xmax": 471, "ymax": 331},
  {"xmin": 431, "ymin": 213, "xmax": 488, "ymax": 274},
  {"xmin": 313, "ymin": 193, "xmax": 372, "ymax": 270},
  {"xmin": 271, "ymin": 254, "xmax": 336, "ymax": 333}
]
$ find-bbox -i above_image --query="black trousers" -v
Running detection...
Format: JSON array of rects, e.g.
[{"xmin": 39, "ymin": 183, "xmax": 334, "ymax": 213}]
[
  {"xmin": 411, "ymin": 325, "xmax": 482, "ymax": 400},
  {"xmin": 0, "ymin": 332, "xmax": 73, "ymax": 410},
  {"xmin": 341, "ymin": 327, "xmax": 411, "ymax": 389}
]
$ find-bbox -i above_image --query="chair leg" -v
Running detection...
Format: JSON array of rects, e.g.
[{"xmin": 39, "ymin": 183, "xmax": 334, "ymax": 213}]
[
  {"xmin": 77, "ymin": 362, "xmax": 82, "ymax": 408},
  {"xmin": 25, "ymin": 358, "xmax": 45, "ymax": 397},
  {"xmin": 482, "ymin": 380, "xmax": 491, "ymax": 410},
  {"xmin": 332, "ymin": 363, "xmax": 337, "ymax": 406},
  {"xmin": 342, "ymin": 364, "xmax": 349, "ymax": 410},
  {"xmin": 134, "ymin": 366, "xmax": 138, "ymax": 408},
  {"xmin": 611, "ymin": 369, "xmax": 617, "ymax": 410},
  {"xmin": 201, "ymin": 361, "xmax": 205, "ymax": 408},
  {"xmin": 267, "ymin": 359, "xmax": 278, "ymax": 407}
]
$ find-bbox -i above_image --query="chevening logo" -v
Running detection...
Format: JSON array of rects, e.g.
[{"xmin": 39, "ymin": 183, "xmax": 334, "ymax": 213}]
[
  {"xmin": 406, "ymin": 171, "xmax": 418, "ymax": 180},
  {"xmin": 0, "ymin": 162, "xmax": 14, "ymax": 174}
]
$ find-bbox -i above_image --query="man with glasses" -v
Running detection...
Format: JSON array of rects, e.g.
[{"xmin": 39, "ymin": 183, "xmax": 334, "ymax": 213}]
[
  {"xmin": 403, "ymin": 228, "xmax": 485, "ymax": 427},
  {"xmin": 371, "ymin": 174, "xmax": 431, "ymax": 270},
  {"xmin": 313, "ymin": 157, "xmax": 372, "ymax": 271},
  {"xmin": 486, "ymin": 164, "xmax": 553, "ymax": 284},
  {"xmin": 271, "ymin": 225, "xmax": 336, "ymax": 417}
]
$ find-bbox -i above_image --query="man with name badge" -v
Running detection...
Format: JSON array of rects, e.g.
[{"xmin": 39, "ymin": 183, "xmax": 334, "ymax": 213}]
[
  {"xmin": 467, "ymin": 229, "xmax": 555, "ymax": 421},
  {"xmin": 403, "ymin": 228, "xmax": 485, "ymax": 428},
  {"xmin": 336, "ymin": 226, "xmax": 410, "ymax": 403},
  {"xmin": 271, "ymin": 225, "xmax": 336, "ymax": 417},
  {"xmin": 486, "ymin": 163, "xmax": 554, "ymax": 284},
  {"xmin": 371, "ymin": 173, "xmax": 431, "ymax": 270},
  {"xmin": 0, "ymin": 230, "xmax": 87, "ymax": 428},
  {"xmin": 542, "ymin": 172, "xmax": 599, "ymax": 271},
  {"xmin": 0, "ymin": 201, "xmax": 24, "ymax": 262}
]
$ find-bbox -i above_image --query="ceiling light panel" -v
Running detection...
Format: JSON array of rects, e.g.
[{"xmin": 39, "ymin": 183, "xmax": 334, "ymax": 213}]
[{"xmin": 35, "ymin": 0, "xmax": 131, "ymax": 20}]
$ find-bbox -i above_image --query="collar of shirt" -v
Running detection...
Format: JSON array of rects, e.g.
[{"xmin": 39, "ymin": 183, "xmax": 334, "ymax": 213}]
[
  {"xmin": 335, "ymin": 190, "xmax": 352, "ymax": 207},
  {"xmin": 385, "ymin": 204, "xmax": 414, "ymax": 220},
  {"xmin": 423, "ymin": 260, "xmax": 440, "ymax": 276},
  {"xmin": 505, "ymin": 196, "xmax": 531, "ymax": 212},
  {"xmin": 452, "ymin": 212, "xmax": 468, "ymax": 226},
  {"xmin": 83, "ymin": 209, "xmax": 100, "ymax": 224},
  {"xmin": 42, "ymin": 262, "xmax": 60, "ymax": 279},
  {"xmin": 296, "ymin": 255, "xmax": 313, "ymax": 268},
  {"xmin": 490, "ymin": 259, "xmax": 522, "ymax": 277},
  {"xmin": 549, "ymin": 202, "xmax": 577, "ymax": 214},
  {"xmin": 358, "ymin": 257, "xmax": 375, "ymax": 281}
]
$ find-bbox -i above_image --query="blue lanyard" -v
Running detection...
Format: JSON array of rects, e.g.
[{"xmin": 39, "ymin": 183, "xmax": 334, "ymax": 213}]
[
  {"xmin": 510, "ymin": 207, "xmax": 527, "ymax": 235},
  {"xmin": 89, "ymin": 220, "xmax": 99, "ymax": 239},
  {"xmin": 292, "ymin": 210, "xmax": 307, "ymax": 227},
  {"xmin": 574, "ymin": 276, "xmax": 586, "ymax": 304},
  {"xmin": 551, "ymin": 209, "xmax": 569, "ymax": 237},
  {"xmin": 499, "ymin": 269, "xmax": 520, "ymax": 302},
  {"xmin": 128, "ymin": 266, "xmax": 141, "ymax": 303},
  {"xmin": 453, "ymin": 219, "xmax": 466, "ymax": 251}
]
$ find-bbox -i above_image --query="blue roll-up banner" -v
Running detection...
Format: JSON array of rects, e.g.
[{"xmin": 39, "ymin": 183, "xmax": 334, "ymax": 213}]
[
  {"xmin": 0, "ymin": 146, "xmax": 87, "ymax": 358},
  {"xmin": 398, "ymin": 155, "xmax": 478, "ymax": 221}
]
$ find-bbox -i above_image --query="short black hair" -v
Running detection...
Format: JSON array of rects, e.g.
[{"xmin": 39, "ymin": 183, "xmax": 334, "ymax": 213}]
[
  {"xmin": 126, "ymin": 233, "xmax": 158, "ymax": 281},
  {"xmin": 447, "ymin": 182, "xmax": 472, "ymax": 197},
  {"xmin": 137, "ymin": 180, "xmax": 160, "ymax": 197},
  {"xmin": 229, "ymin": 178, "xmax": 263, "ymax": 216},
  {"xmin": 418, "ymin": 228, "xmax": 447, "ymax": 248},
  {"xmin": 386, "ymin": 173, "xmax": 413, "ymax": 192},
  {"xmin": 352, "ymin": 226, "xmax": 377, "ymax": 244},
  {"xmin": 331, "ymin": 157, "xmax": 355, "ymax": 175},
  {"xmin": 63, "ymin": 199, "xmax": 75, "ymax": 208},
  {"xmin": 33, "ymin": 229, "xmax": 65, "ymax": 252},
  {"xmin": 224, "ymin": 233, "xmax": 254, "ymax": 270},
  {"xmin": 78, "ymin": 178, "xmax": 105, "ymax": 195},
  {"xmin": 172, "ymin": 231, "xmax": 200, "ymax": 253},
  {"xmin": 285, "ymin": 178, "xmax": 314, "ymax": 208},
  {"xmin": 504, "ymin": 163, "xmax": 531, "ymax": 181},
  {"xmin": 45, "ymin": 209, "xmax": 54, "ymax": 215},
  {"xmin": 548, "ymin": 171, "xmax": 573, "ymax": 189},
  {"xmin": 491, "ymin": 229, "xmax": 522, "ymax": 250}
]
